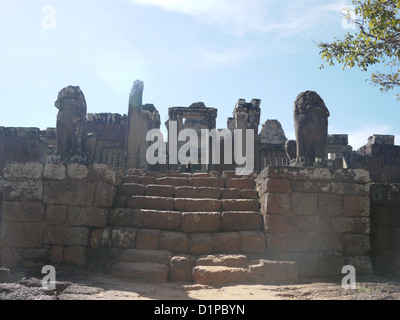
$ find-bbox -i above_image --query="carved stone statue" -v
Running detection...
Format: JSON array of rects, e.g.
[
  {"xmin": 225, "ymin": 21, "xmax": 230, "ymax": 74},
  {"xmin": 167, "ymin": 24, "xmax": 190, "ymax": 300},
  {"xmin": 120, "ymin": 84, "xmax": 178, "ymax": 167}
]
[
  {"xmin": 292, "ymin": 91, "xmax": 330, "ymax": 165},
  {"xmin": 55, "ymin": 86, "xmax": 87, "ymax": 158}
]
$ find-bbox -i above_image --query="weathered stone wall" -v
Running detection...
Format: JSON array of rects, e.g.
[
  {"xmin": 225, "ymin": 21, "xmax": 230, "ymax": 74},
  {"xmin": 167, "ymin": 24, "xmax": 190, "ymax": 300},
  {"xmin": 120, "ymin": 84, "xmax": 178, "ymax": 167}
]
[
  {"xmin": 0, "ymin": 127, "xmax": 56, "ymax": 176},
  {"xmin": 355, "ymin": 135, "xmax": 400, "ymax": 183},
  {"xmin": 86, "ymin": 113, "xmax": 127, "ymax": 167},
  {"xmin": 370, "ymin": 184, "xmax": 400, "ymax": 278},
  {"xmin": 257, "ymin": 166, "xmax": 372, "ymax": 278},
  {"xmin": 0, "ymin": 162, "xmax": 121, "ymax": 269}
]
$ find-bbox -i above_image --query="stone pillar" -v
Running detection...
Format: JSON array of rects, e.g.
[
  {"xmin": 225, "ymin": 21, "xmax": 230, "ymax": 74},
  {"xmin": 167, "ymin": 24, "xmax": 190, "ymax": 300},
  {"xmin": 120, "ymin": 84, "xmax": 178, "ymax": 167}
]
[
  {"xmin": 125, "ymin": 80, "xmax": 144, "ymax": 170},
  {"xmin": 231, "ymin": 99, "xmax": 261, "ymax": 174}
]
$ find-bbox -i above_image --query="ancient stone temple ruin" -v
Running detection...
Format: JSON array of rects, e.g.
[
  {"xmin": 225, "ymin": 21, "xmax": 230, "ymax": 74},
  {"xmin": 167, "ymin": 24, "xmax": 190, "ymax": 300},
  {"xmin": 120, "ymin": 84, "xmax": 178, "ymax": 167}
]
[{"xmin": 1, "ymin": 81, "xmax": 400, "ymax": 285}]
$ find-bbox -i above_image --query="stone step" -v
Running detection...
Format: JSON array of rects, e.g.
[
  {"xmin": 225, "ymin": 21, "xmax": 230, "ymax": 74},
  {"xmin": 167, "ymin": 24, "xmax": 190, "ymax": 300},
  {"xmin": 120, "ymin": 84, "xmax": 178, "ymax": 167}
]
[
  {"xmin": 110, "ymin": 209, "xmax": 264, "ymax": 233},
  {"xmin": 192, "ymin": 258, "xmax": 299, "ymax": 285},
  {"xmin": 111, "ymin": 262, "xmax": 169, "ymax": 283},
  {"xmin": 126, "ymin": 196, "xmax": 260, "ymax": 213},
  {"xmin": 196, "ymin": 254, "xmax": 249, "ymax": 268},
  {"xmin": 248, "ymin": 259, "xmax": 298, "ymax": 284},
  {"xmin": 120, "ymin": 175, "xmax": 257, "ymax": 191},
  {"xmin": 118, "ymin": 249, "xmax": 172, "ymax": 265},
  {"xmin": 192, "ymin": 265, "xmax": 249, "ymax": 285},
  {"xmin": 118, "ymin": 184, "xmax": 259, "ymax": 200},
  {"xmin": 127, "ymin": 196, "xmax": 175, "ymax": 211}
]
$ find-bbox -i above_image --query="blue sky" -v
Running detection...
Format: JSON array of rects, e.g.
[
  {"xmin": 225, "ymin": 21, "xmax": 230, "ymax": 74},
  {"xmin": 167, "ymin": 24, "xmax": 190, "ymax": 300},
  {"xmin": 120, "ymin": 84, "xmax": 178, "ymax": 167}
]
[{"xmin": 1, "ymin": 0, "xmax": 399, "ymax": 149}]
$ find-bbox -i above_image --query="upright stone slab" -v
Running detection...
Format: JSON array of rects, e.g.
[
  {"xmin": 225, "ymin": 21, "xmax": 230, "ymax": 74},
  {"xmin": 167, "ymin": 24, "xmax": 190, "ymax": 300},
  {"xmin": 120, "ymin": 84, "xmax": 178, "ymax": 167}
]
[
  {"xmin": 125, "ymin": 80, "xmax": 144, "ymax": 169},
  {"xmin": 257, "ymin": 166, "xmax": 372, "ymax": 278}
]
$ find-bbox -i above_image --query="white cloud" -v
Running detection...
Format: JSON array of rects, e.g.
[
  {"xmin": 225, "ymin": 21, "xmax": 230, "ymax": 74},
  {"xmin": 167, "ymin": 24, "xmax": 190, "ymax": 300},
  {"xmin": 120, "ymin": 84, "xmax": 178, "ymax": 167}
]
[{"xmin": 128, "ymin": 0, "xmax": 350, "ymax": 37}]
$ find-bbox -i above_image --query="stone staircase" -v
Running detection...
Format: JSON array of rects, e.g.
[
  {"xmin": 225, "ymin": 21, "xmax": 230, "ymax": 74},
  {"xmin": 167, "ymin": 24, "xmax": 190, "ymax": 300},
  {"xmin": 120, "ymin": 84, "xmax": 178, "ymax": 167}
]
[{"xmin": 108, "ymin": 170, "xmax": 298, "ymax": 284}]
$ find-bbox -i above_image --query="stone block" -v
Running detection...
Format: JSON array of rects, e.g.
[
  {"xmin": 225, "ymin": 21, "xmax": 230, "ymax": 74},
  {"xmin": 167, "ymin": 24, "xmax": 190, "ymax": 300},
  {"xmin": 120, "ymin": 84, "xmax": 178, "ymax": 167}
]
[
  {"xmin": 159, "ymin": 231, "xmax": 189, "ymax": 254},
  {"xmin": 174, "ymin": 198, "xmax": 221, "ymax": 212},
  {"xmin": 67, "ymin": 207, "xmax": 108, "ymax": 227},
  {"xmin": 240, "ymin": 189, "xmax": 258, "ymax": 199},
  {"xmin": 221, "ymin": 188, "xmax": 241, "ymax": 199},
  {"xmin": 333, "ymin": 169, "xmax": 370, "ymax": 184},
  {"xmin": 119, "ymin": 249, "xmax": 172, "ymax": 265},
  {"xmin": 292, "ymin": 192, "xmax": 317, "ymax": 215},
  {"xmin": 174, "ymin": 186, "xmax": 198, "ymax": 198},
  {"xmin": 317, "ymin": 193, "xmax": 343, "ymax": 216},
  {"xmin": 239, "ymin": 231, "xmax": 266, "ymax": 253},
  {"xmin": 3, "ymin": 180, "xmax": 43, "ymax": 202},
  {"xmin": 51, "ymin": 246, "xmax": 64, "ymax": 264},
  {"xmin": 197, "ymin": 187, "xmax": 222, "ymax": 199},
  {"xmin": 132, "ymin": 209, "xmax": 181, "ymax": 230},
  {"xmin": 331, "ymin": 182, "xmax": 370, "ymax": 196},
  {"xmin": 258, "ymin": 178, "xmax": 291, "ymax": 195},
  {"xmin": 135, "ymin": 229, "xmax": 162, "ymax": 250},
  {"xmin": 225, "ymin": 178, "xmax": 255, "ymax": 190},
  {"xmin": 261, "ymin": 193, "xmax": 291, "ymax": 215},
  {"xmin": 4, "ymin": 162, "xmax": 43, "ymax": 180},
  {"xmin": 44, "ymin": 163, "xmax": 66, "ymax": 180},
  {"xmin": 113, "ymin": 195, "xmax": 127, "ymax": 208},
  {"xmin": 189, "ymin": 177, "xmax": 225, "ymax": 188},
  {"xmin": 122, "ymin": 175, "xmax": 140, "ymax": 184},
  {"xmin": 188, "ymin": 233, "xmax": 213, "ymax": 255},
  {"xmin": 169, "ymin": 256, "xmax": 193, "ymax": 282},
  {"xmin": 111, "ymin": 228, "xmax": 137, "ymax": 248},
  {"xmin": 45, "ymin": 205, "xmax": 68, "ymax": 225},
  {"xmin": 43, "ymin": 181, "xmax": 95, "ymax": 207},
  {"xmin": 264, "ymin": 214, "xmax": 291, "ymax": 233},
  {"xmin": 181, "ymin": 212, "xmax": 221, "ymax": 233},
  {"xmin": 67, "ymin": 163, "xmax": 89, "ymax": 180},
  {"xmin": 119, "ymin": 183, "xmax": 145, "ymax": 196},
  {"xmin": 1, "ymin": 221, "xmax": 44, "ymax": 248},
  {"xmin": 344, "ymin": 234, "xmax": 370, "ymax": 255},
  {"xmin": 111, "ymin": 262, "xmax": 169, "ymax": 283},
  {"xmin": 89, "ymin": 164, "xmax": 121, "ymax": 186},
  {"xmin": 213, "ymin": 232, "xmax": 240, "ymax": 253},
  {"xmin": 291, "ymin": 216, "xmax": 330, "ymax": 232},
  {"xmin": 43, "ymin": 226, "xmax": 90, "ymax": 246},
  {"xmin": 292, "ymin": 252, "xmax": 344, "ymax": 277},
  {"xmin": 156, "ymin": 177, "xmax": 188, "ymax": 187},
  {"xmin": 94, "ymin": 182, "xmax": 116, "ymax": 207},
  {"xmin": 145, "ymin": 184, "xmax": 175, "ymax": 197},
  {"xmin": 2, "ymin": 201, "xmax": 44, "ymax": 222},
  {"xmin": 343, "ymin": 195, "xmax": 370, "ymax": 217},
  {"xmin": 368, "ymin": 135, "xmax": 384, "ymax": 145},
  {"xmin": 192, "ymin": 266, "xmax": 249, "ymax": 285},
  {"xmin": 221, "ymin": 211, "xmax": 263, "ymax": 231},
  {"xmin": 285, "ymin": 230, "xmax": 343, "ymax": 253},
  {"xmin": 221, "ymin": 199, "xmax": 260, "ymax": 212},
  {"xmin": 291, "ymin": 180, "xmax": 331, "ymax": 193},
  {"xmin": 64, "ymin": 247, "xmax": 87, "ymax": 266},
  {"xmin": 344, "ymin": 255, "xmax": 373, "ymax": 275},
  {"xmin": 249, "ymin": 260, "xmax": 298, "ymax": 283},
  {"xmin": 197, "ymin": 254, "xmax": 249, "ymax": 268},
  {"xmin": 222, "ymin": 171, "xmax": 238, "ymax": 178},
  {"xmin": 109, "ymin": 208, "xmax": 134, "ymax": 227},
  {"xmin": 127, "ymin": 196, "xmax": 174, "ymax": 211},
  {"xmin": 331, "ymin": 217, "xmax": 370, "ymax": 234},
  {"xmin": 139, "ymin": 176, "xmax": 156, "ymax": 186},
  {"xmin": 90, "ymin": 229, "xmax": 103, "ymax": 249},
  {"xmin": 1, "ymin": 248, "xmax": 22, "ymax": 268}
]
